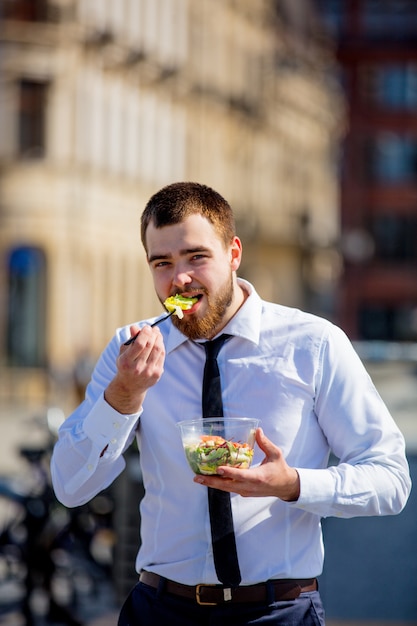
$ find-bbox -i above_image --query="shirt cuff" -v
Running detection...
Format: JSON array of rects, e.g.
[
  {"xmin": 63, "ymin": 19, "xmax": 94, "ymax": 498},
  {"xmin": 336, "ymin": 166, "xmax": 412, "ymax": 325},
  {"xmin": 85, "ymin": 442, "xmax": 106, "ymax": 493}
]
[
  {"xmin": 291, "ymin": 467, "xmax": 336, "ymax": 516},
  {"xmin": 65, "ymin": 395, "xmax": 141, "ymax": 496},
  {"xmin": 83, "ymin": 393, "xmax": 141, "ymax": 457}
]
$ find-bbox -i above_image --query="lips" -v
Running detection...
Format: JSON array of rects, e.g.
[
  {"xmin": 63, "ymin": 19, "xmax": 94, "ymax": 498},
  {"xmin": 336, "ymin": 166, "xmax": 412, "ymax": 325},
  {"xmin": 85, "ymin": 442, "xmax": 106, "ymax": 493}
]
[
  {"xmin": 180, "ymin": 293, "xmax": 203, "ymax": 314},
  {"xmin": 177, "ymin": 291, "xmax": 204, "ymax": 302}
]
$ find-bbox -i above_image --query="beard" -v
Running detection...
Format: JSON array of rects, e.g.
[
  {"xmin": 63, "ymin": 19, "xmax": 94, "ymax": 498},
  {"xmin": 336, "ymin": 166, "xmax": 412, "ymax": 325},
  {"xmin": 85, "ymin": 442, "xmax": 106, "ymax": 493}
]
[{"xmin": 171, "ymin": 274, "xmax": 234, "ymax": 340}]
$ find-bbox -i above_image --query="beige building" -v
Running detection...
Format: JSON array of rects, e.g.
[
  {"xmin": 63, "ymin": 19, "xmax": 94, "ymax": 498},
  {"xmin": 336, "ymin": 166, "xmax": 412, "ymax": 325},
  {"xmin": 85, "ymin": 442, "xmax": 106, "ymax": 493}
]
[{"xmin": 0, "ymin": 0, "xmax": 343, "ymax": 410}]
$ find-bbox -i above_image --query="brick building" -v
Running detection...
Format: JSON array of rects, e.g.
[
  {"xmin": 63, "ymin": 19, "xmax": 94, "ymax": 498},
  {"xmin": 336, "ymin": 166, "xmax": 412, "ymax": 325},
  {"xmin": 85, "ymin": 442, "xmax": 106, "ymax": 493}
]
[{"xmin": 316, "ymin": 0, "xmax": 417, "ymax": 341}]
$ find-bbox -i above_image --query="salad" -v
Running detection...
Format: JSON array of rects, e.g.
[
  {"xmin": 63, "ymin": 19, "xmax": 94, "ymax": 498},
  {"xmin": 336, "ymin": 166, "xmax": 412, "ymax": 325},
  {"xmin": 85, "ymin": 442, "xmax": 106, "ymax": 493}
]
[
  {"xmin": 184, "ymin": 434, "xmax": 255, "ymax": 475},
  {"xmin": 164, "ymin": 294, "xmax": 198, "ymax": 319}
]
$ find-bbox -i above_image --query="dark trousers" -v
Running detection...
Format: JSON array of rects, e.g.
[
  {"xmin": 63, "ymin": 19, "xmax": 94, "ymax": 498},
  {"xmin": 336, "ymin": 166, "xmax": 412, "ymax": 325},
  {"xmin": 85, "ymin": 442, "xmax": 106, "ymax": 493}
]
[{"xmin": 118, "ymin": 579, "xmax": 325, "ymax": 626}]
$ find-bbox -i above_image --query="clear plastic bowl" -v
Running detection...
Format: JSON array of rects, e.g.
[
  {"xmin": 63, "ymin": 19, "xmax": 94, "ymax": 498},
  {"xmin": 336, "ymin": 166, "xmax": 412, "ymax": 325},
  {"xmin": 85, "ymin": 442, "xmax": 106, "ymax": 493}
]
[{"xmin": 177, "ymin": 417, "xmax": 259, "ymax": 475}]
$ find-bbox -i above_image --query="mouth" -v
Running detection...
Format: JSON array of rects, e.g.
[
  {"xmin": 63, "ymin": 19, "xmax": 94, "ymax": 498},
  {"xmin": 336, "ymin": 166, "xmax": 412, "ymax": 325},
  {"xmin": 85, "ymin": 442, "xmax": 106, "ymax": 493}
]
[{"xmin": 178, "ymin": 292, "xmax": 204, "ymax": 314}]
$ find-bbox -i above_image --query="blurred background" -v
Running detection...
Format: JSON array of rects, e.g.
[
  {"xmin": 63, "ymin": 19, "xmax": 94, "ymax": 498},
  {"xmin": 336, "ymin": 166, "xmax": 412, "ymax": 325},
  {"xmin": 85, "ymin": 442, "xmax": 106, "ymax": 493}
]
[{"xmin": 0, "ymin": 0, "xmax": 416, "ymax": 624}]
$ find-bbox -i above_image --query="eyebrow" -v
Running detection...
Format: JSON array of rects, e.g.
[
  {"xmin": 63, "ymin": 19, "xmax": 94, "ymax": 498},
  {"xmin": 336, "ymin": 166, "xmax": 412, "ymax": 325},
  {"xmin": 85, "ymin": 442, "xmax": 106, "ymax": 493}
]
[{"xmin": 148, "ymin": 246, "xmax": 210, "ymax": 263}]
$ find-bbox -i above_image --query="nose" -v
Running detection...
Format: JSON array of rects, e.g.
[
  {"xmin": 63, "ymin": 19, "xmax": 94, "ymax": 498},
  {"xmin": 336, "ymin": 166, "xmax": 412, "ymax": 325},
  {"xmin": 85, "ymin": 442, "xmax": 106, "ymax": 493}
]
[{"xmin": 172, "ymin": 264, "xmax": 193, "ymax": 290}]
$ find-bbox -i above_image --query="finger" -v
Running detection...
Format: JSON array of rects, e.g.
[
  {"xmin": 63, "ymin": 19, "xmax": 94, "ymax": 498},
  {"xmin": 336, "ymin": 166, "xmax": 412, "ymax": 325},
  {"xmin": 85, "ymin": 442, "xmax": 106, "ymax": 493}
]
[
  {"xmin": 194, "ymin": 464, "xmax": 253, "ymax": 484},
  {"xmin": 194, "ymin": 473, "xmax": 237, "ymax": 490},
  {"xmin": 216, "ymin": 466, "xmax": 251, "ymax": 480},
  {"xmin": 128, "ymin": 325, "xmax": 159, "ymax": 358},
  {"xmin": 118, "ymin": 327, "xmax": 161, "ymax": 376},
  {"xmin": 142, "ymin": 333, "xmax": 165, "ymax": 373},
  {"xmin": 193, "ymin": 472, "xmax": 258, "ymax": 498},
  {"xmin": 122, "ymin": 325, "xmax": 141, "ymax": 348}
]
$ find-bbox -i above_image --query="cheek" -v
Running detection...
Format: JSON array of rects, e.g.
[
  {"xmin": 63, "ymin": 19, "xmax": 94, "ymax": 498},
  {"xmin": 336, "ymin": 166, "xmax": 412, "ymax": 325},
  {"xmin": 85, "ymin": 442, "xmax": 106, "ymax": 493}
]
[{"xmin": 151, "ymin": 272, "xmax": 170, "ymax": 296}]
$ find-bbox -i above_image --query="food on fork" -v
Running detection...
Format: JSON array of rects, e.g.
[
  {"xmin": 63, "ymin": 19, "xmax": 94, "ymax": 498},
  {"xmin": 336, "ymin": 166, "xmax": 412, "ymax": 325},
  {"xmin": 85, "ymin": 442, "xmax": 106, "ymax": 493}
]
[{"xmin": 163, "ymin": 294, "xmax": 198, "ymax": 319}]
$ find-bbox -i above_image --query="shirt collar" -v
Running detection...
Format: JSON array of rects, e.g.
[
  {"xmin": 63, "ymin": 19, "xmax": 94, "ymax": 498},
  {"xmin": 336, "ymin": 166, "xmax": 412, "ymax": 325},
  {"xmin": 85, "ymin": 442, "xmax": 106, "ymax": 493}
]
[{"xmin": 164, "ymin": 278, "xmax": 262, "ymax": 355}]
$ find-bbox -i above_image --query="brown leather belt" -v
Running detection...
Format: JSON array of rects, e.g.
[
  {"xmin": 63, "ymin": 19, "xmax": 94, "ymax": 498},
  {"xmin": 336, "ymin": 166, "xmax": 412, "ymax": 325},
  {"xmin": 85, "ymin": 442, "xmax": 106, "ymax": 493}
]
[{"xmin": 139, "ymin": 570, "xmax": 317, "ymax": 606}]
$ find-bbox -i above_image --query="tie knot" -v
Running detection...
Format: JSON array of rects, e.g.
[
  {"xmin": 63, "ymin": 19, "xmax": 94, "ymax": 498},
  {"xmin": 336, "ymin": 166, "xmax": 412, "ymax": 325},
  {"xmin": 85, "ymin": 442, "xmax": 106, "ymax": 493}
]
[{"xmin": 203, "ymin": 334, "xmax": 232, "ymax": 360}]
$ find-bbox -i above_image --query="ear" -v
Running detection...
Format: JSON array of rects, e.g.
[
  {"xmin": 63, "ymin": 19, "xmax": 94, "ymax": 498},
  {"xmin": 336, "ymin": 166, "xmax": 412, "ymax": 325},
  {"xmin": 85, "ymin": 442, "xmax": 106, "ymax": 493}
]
[{"xmin": 230, "ymin": 236, "xmax": 242, "ymax": 271}]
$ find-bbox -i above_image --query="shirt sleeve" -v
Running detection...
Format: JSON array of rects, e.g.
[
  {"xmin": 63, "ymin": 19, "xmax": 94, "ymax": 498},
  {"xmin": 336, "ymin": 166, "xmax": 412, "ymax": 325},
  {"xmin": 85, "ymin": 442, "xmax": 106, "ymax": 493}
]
[
  {"xmin": 293, "ymin": 324, "xmax": 411, "ymax": 518},
  {"xmin": 50, "ymin": 330, "xmax": 141, "ymax": 507}
]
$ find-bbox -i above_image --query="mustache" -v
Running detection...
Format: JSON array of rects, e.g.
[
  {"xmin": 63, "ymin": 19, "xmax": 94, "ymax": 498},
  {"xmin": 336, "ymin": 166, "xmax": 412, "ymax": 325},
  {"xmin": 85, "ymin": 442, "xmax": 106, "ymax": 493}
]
[{"xmin": 170, "ymin": 288, "xmax": 207, "ymax": 297}]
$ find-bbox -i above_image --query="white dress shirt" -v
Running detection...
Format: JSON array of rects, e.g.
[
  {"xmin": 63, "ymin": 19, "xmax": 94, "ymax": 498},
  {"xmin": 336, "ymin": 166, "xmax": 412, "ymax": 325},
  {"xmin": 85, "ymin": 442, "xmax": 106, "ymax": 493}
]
[{"xmin": 51, "ymin": 280, "xmax": 411, "ymax": 585}]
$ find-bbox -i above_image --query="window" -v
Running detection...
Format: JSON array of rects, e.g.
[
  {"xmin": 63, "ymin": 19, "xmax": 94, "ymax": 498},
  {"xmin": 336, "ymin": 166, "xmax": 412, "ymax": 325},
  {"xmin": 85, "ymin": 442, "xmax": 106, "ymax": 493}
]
[
  {"xmin": 364, "ymin": 133, "xmax": 417, "ymax": 183},
  {"xmin": 18, "ymin": 79, "xmax": 48, "ymax": 158},
  {"xmin": 360, "ymin": 64, "xmax": 417, "ymax": 110},
  {"xmin": 1, "ymin": 0, "xmax": 48, "ymax": 21},
  {"xmin": 372, "ymin": 214, "xmax": 417, "ymax": 262},
  {"xmin": 316, "ymin": 0, "xmax": 417, "ymax": 37},
  {"xmin": 7, "ymin": 246, "xmax": 47, "ymax": 367},
  {"xmin": 362, "ymin": 0, "xmax": 417, "ymax": 37},
  {"xmin": 313, "ymin": 0, "xmax": 347, "ymax": 36},
  {"xmin": 359, "ymin": 304, "xmax": 417, "ymax": 341}
]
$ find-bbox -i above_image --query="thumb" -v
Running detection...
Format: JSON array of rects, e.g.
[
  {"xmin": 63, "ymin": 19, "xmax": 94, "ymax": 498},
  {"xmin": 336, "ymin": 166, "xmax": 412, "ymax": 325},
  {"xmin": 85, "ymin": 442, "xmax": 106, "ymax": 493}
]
[
  {"xmin": 256, "ymin": 427, "xmax": 281, "ymax": 460},
  {"xmin": 129, "ymin": 324, "xmax": 140, "ymax": 338}
]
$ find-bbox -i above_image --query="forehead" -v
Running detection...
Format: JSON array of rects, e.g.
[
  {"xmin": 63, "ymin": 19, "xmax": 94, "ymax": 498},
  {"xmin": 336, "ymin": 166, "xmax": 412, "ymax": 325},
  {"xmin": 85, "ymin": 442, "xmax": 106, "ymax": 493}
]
[{"xmin": 146, "ymin": 213, "xmax": 222, "ymax": 255}]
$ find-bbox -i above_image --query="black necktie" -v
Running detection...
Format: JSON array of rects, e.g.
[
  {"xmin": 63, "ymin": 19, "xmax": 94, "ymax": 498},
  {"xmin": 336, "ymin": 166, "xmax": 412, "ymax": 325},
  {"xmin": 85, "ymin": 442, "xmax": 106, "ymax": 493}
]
[{"xmin": 202, "ymin": 334, "xmax": 241, "ymax": 587}]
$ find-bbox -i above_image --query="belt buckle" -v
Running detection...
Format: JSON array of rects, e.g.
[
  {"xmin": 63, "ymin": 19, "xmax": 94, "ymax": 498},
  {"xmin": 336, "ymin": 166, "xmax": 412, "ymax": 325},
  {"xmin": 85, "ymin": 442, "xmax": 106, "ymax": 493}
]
[{"xmin": 196, "ymin": 584, "xmax": 219, "ymax": 606}]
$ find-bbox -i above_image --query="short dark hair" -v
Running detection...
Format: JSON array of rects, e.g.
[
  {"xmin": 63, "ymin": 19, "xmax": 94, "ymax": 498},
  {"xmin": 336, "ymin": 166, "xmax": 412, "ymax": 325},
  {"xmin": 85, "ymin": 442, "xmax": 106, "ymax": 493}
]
[{"xmin": 141, "ymin": 182, "xmax": 236, "ymax": 253}]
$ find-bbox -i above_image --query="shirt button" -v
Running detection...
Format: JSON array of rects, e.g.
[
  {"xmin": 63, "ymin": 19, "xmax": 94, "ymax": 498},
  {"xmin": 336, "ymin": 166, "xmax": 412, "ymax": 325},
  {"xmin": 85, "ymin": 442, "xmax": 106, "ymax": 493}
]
[
  {"xmin": 87, "ymin": 464, "xmax": 93, "ymax": 471},
  {"xmin": 113, "ymin": 422, "xmax": 121, "ymax": 429},
  {"xmin": 110, "ymin": 438, "xmax": 117, "ymax": 444}
]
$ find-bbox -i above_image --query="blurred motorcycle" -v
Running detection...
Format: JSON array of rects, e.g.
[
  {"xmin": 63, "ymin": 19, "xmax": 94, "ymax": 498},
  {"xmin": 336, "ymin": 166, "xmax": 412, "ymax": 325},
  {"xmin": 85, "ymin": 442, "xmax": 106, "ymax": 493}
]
[{"xmin": 0, "ymin": 408, "xmax": 117, "ymax": 626}]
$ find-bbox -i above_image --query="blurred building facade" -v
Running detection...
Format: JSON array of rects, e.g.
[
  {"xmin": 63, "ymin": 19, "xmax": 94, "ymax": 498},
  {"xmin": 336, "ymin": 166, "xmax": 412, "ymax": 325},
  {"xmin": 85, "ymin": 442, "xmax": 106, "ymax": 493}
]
[
  {"xmin": 312, "ymin": 5, "xmax": 417, "ymax": 624},
  {"xmin": 316, "ymin": 0, "xmax": 417, "ymax": 341},
  {"xmin": 0, "ymin": 0, "xmax": 343, "ymax": 408}
]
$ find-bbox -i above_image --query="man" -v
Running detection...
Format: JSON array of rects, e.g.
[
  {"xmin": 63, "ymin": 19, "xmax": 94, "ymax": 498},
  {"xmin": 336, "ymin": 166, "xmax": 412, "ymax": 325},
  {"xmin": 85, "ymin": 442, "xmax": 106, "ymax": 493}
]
[{"xmin": 51, "ymin": 182, "xmax": 411, "ymax": 625}]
